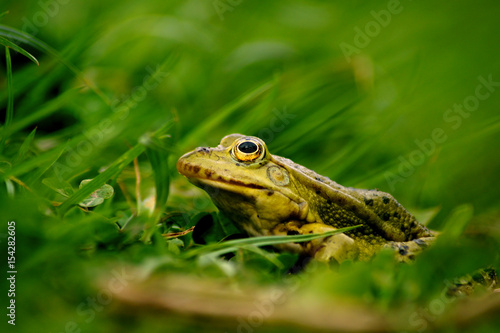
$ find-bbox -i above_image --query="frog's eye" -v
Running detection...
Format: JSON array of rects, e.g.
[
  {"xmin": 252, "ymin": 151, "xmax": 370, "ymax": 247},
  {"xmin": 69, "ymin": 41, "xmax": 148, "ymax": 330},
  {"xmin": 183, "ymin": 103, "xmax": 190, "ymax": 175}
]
[{"xmin": 232, "ymin": 138, "xmax": 265, "ymax": 163}]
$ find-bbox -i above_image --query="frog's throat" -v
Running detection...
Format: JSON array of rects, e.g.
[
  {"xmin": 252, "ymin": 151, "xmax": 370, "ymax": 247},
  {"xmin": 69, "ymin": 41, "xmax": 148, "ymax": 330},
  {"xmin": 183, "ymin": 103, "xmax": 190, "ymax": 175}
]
[{"xmin": 188, "ymin": 177, "xmax": 312, "ymax": 222}]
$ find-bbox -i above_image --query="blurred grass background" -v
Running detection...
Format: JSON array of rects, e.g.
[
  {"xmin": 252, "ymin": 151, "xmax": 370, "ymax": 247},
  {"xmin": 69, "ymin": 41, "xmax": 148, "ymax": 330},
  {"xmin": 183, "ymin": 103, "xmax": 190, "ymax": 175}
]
[{"xmin": 1, "ymin": 0, "xmax": 499, "ymax": 332}]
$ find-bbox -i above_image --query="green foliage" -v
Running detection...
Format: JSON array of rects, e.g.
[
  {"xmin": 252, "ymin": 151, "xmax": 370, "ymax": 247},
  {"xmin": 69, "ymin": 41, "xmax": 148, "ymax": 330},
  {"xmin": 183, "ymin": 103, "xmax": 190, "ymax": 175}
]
[
  {"xmin": 0, "ymin": 36, "xmax": 39, "ymax": 65},
  {"xmin": 78, "ymin": 180, "xmax": 114, "ymax": 208},
  {"xmin": 1, "ymin": 1, "xmax": 499, "ymax": 332}
]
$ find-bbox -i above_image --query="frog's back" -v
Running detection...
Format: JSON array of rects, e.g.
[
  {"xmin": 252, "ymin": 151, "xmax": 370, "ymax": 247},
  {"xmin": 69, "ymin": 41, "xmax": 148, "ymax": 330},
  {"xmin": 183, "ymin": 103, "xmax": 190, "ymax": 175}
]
[
  {"xmin": 272, "ymin": 154, "xmax": 433, "ymax": 244},
  {"xmin": 344, "ymin": 187, "xmax": 433, "ymax": 240}
]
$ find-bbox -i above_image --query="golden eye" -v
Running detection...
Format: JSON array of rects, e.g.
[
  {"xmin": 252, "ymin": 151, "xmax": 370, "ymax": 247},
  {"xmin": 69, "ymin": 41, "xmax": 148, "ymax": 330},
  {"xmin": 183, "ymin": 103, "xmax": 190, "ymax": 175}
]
[{"xmin": 232, "ymin": 138, "xmax": 264, "ymax": 163}]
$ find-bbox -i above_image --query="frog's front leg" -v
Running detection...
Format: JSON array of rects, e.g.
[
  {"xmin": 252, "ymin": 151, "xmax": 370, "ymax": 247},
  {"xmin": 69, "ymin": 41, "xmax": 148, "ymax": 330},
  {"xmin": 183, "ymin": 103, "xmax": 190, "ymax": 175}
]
[
  {"xmin": 384, "ymin": 237, "xmax": 436, "ymax": 262},
  {"xmin": 271, "ymin": 222, "xmax": 359, "ymax": 263}
]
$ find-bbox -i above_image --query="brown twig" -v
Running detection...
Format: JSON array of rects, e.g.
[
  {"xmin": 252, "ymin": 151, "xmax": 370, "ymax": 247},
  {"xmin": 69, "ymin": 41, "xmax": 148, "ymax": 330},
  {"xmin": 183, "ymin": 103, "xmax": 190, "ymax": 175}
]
[{"xmin": 162, "ymin": 226, "xmax": 195, "ymax": 239}]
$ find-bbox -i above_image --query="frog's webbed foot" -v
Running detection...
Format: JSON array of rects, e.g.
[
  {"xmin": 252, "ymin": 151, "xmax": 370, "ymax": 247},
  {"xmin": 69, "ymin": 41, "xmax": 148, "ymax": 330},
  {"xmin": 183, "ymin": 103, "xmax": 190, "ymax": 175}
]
[
  {"xmin": 384, "ymin": 236, "xmax": 436, "ymax": 262},
  {"xmin": 271, "ymin": 222, "xmax": 358, "ymax": 263}
]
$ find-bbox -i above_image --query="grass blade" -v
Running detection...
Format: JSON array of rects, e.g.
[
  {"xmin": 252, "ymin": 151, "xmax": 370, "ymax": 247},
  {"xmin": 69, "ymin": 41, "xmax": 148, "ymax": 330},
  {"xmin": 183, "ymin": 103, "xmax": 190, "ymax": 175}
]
[
  {"xmin": 1, "ymin": 88, "xmax": 78, "ymax": 138},
  {"xmin": 0, "ymin": 46, "xmax": 13, "ymax": 153},
  {"xmin": 0, "ymin": 36, "xmax": 39, "ymax": 65},
  {"xmin": 179, "ymin": 80, "xmax": 274, "ymax": 150},
  {"xmin": 58, "ymin": 143, "xmax": 145, "ymax": 214},
  {"xmin": 143, "ymin": 126, "xmax": 173, "ymax": 214},
  {"xmin": 1, "ymin": 143, "xmax": 66, "ymax": 181},
  {"xmin": 441, "ymin": 204, "xmax": 474, "ymax": 240},
  {"xmin": 0, "ymin": 24, "xmax": 109, "ymax": 105},
  {"xmin": 14, "ymin": 127, "xmax": 37, "ymax": 164},
  {"xmin": 183, "ymin": 225, "xmax": 361, "ymax": 258},
  {"xmin": 139, "ymin": 121, "xmax": 175, "ymax": 242},
  {"xmin": 24, "ymin": 144, "xmax": 67, "ymax": 185}
]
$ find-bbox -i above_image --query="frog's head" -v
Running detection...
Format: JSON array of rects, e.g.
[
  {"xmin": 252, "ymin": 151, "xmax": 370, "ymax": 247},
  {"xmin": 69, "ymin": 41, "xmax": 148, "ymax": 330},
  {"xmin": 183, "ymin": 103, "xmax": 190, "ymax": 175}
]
[{"xmin": 176, "ymin": 134, "xmax": 309, "ymax": 235}]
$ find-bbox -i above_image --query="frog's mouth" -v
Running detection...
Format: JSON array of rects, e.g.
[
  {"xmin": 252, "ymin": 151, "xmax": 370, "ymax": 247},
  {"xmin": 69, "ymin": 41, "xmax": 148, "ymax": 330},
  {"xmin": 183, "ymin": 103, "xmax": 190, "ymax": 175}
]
[
  {"xmin": 177, "ymin": 158, "xmax": 266, "ymax": 190},
  {"xmin": 187, "ymin": 175, "xmax": 267, "ymax": 192}
]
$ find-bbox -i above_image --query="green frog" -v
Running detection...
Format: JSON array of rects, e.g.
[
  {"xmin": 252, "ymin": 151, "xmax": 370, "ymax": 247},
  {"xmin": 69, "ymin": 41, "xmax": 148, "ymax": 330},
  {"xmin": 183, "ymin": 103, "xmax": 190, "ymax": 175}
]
[{"xmin": 177, "ymin": 134, "xmax": 436, "ymax": 263}]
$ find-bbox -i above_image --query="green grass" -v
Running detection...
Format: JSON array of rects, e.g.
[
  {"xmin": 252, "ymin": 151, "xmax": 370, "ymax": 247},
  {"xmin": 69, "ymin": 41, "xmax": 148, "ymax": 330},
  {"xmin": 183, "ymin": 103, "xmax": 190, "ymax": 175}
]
[{"xmin": 1, "ymin": 1, "xmax": 500, "ymax": 332}]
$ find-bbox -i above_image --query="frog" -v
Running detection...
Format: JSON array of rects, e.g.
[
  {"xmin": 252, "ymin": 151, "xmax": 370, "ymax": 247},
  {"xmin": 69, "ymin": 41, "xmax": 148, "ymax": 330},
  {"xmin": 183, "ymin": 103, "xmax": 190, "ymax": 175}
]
[{"xmin": 176, "ymin": 134, "xmax": 436, "ymax": 263}]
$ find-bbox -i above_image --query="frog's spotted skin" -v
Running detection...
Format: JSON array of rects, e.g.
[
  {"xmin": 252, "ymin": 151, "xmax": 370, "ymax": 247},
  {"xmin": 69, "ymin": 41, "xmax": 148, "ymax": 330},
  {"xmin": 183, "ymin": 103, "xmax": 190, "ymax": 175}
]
[{"xmin": 177, "ymin": 134, "xmax": 435, "ymax": 263}]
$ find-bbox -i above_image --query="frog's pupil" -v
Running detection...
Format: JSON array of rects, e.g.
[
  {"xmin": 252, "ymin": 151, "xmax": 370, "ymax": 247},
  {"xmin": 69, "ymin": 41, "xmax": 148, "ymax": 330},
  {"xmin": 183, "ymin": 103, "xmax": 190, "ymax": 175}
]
[{"xmin": 239, "ymin": 142, "xmax": 258, "ymax": 154}]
